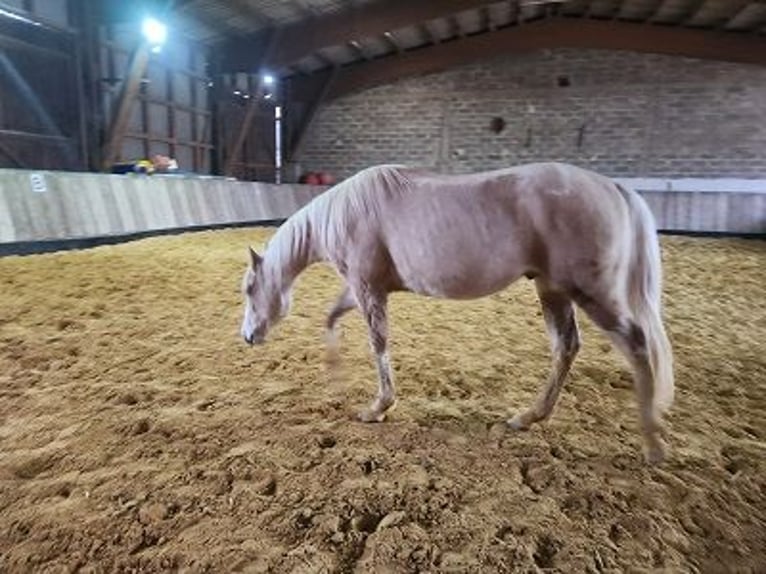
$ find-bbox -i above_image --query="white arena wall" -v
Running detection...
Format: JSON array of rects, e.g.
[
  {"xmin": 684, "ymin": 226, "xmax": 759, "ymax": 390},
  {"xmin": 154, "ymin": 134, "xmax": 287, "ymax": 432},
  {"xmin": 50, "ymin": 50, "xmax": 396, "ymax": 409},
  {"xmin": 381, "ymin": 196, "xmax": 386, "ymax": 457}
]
[{"xmin": 0, "ymin": 170, "xmax": 763, "ymax": 256}]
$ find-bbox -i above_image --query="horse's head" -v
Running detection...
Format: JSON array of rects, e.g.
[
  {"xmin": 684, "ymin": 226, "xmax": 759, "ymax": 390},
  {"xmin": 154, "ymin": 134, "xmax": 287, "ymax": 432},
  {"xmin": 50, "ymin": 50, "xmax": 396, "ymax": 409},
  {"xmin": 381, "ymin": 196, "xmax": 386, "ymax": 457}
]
[{"xmin": 240, "ymin": 246, "xmax": 291, "ymax": 345}]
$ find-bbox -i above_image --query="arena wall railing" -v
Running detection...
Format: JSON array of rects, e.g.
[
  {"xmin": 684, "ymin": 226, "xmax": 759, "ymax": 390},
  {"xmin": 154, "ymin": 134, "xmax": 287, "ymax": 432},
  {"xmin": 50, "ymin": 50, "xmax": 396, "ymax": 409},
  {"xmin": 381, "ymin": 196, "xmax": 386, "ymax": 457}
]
[{"xmin": 0, "ymin": 170, "xmax": 763, "ymax": 256}]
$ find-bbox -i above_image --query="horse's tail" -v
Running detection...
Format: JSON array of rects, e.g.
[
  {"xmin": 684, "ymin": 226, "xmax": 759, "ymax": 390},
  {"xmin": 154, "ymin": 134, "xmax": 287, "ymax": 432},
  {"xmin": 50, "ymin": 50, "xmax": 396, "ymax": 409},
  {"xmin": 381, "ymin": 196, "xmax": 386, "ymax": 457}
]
[{"xmin": 618, "ymin": 183, "xmax": 675, "ymax": 414}]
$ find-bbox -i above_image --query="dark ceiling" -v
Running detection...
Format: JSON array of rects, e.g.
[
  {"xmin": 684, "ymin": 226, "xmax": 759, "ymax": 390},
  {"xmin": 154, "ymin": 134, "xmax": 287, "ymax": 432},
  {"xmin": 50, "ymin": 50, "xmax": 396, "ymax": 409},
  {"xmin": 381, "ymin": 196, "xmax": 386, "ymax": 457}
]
[{"xmin": 126, "ymin": 1, "xmax": 766, "ymax": 101}]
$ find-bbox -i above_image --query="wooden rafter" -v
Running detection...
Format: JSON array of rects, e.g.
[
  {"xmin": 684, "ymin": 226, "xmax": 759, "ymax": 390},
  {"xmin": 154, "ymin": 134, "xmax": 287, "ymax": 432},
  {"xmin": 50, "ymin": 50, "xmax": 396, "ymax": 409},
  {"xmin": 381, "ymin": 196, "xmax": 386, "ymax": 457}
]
[
  {"xmin": 450, "ymin": 15, "xmax": 465, "ymax": 38},
  {"xmin": 314, "ymin": 52, "xmax": 337, "ymax": 68},
  {"xmin": 681, "ymin": 0, "xmax": 710, "ymax": 25},
  {"xmin": 511, "ymin": 0, "xmax": 522, "ymax": 25},
  {"xmin": 612, "ymin": 0, "xmax": 628, "ymax": 20},
  {"xmin": 483, "ymin": 5, "xmax": 497, "ymax": 31},
  {"xmin": 348, "ymin": 40, "xmax": 371, "ymax": 60},
  {"xmin": 646, "ymin": 0, "xmax": 668, "ymax": 22},
  {"xmin": 421, "ymin": 22, "xmax": 440, "ymax": 44},
  {"xmin": 220, "ymin": 0, "xmax": 503, "ymax": 72},
  {"xmin": 383, "ymin": 31, "xmax": 403, "ymax": 53},
  {"xmin": 717, "ymin": 0, "xmax": 754, "ymax": 29},
  {"xmin": 287, "ymin": 18, "xmax": 766, "ymax": 103}
]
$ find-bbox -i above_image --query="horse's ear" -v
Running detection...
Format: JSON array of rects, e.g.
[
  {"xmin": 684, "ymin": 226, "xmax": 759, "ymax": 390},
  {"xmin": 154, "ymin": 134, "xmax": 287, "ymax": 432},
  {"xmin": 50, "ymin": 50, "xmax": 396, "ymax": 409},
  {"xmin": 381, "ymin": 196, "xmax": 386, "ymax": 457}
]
[{"xmin": 248, "ymin": 246, "xmax": 262, "ymax": 268}]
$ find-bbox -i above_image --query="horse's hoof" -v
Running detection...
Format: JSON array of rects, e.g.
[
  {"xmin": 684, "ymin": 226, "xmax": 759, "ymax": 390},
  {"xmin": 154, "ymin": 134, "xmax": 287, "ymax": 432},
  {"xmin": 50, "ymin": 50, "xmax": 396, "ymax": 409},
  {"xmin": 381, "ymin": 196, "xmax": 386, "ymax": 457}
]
[
  {"xmin": 358, "ymin": 409, "xmax": 386, "ymax": 423},
  {"xmin": 506, "ymin": 414, "xmax": 530, "ymax": 431}
]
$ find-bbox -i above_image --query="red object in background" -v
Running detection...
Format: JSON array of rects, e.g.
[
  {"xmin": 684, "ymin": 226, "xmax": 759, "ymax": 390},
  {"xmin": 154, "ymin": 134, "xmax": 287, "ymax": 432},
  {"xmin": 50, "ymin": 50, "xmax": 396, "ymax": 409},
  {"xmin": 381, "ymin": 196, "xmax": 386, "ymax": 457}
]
[
  {"xmin": 299, "ymin": 171, "xmax": 334, "ymax": 185},
  {"xmin": 303, "ymin": 173, "xmax": 321, "ymax": 185},
  {"xmin": 317, "ymin": 172, "xmax": 335, "ymax": 186}
]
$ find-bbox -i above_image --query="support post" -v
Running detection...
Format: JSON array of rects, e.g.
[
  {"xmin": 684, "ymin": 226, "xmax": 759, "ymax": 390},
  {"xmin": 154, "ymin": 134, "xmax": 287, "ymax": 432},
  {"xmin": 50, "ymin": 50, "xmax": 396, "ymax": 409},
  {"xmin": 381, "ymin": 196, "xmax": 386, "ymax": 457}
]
[{"xmin": 101, "ymin": 42, "xmax": 151, "ymax": 171}]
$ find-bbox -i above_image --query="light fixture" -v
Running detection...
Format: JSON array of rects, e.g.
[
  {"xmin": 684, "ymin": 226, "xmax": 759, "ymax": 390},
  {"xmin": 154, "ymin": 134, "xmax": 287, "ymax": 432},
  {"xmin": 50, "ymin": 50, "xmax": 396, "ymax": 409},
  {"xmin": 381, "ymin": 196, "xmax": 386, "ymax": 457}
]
[
  {"xmin": 0, "ymin": 7, "xmax": 41, "ymax": 26},
  {"xmin": 262, "ymin": 74, "xmax": 275, "ymax": 86},
  {"xmin": 142, "ymin": 17, "xmax": 167, "ymax": 51}
]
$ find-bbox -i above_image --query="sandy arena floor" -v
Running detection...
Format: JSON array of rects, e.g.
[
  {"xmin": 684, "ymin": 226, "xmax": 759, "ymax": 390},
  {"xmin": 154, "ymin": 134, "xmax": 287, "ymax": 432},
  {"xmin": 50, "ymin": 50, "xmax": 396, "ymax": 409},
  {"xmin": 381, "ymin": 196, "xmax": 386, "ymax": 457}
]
[{"xmin": 0, "ymin": 229, "xmax": 764, "ymax": 573}]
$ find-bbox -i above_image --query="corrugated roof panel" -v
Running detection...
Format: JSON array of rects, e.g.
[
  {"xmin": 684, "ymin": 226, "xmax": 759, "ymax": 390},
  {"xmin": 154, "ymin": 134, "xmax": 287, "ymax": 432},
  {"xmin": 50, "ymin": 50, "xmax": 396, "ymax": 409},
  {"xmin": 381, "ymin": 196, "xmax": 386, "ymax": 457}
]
[
  {"xmin": 583, "ymin": 0, "xmax": 619, "ymax": 18},
  {"xmin": 425, "ymin": 17, "xmax": 453, "ymax": 42},
  {"xmin": 358, "ymin": 36, "xmax": 394, "ymax": 59},
  {"xmin": 487, "ymin": 1, "xmax": 514, "ymax": 28},
  {"xmin": 320, "ymin": 44, "xmax": 357, "ymax": 66},
  {"xmin": 560, "ymin": 0, "xmax": 591, "ymax": 17},
  {"xmin": 689, "ymin": 0, "xmax": 750, "ymax": 28},
  {"xmin": 725, "ymin": 3, "xmax": 766, "ymax": 30},
  {"xmin": 651, "ymin": 0, "xmax": 696, "ymax": 24},
  {"xmin": 455, "ymin": 8, "xmax": 484, "ymax": 35},
  {"xmin": 294, "ymin": 54, "xmax": 326, "ymax": 73},
  {"xmin": 518, "ymin": 2, "xmax": 546, "ymax": 22},
  {"xmin": 175, "ymin": 0, "xmax": 766, "ymax": 50},
  {"xmin": 390, "ymin": 26, "xmax": 425, "ymax": 50},
  {"xmin": 616, "ymin": 0, "xmax": 658, "ymax": 20}
]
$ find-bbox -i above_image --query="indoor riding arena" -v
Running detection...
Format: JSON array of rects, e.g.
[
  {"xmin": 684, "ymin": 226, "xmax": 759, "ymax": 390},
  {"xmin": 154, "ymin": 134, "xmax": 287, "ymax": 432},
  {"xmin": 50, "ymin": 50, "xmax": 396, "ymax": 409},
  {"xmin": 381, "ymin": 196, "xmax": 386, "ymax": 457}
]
[{"xmin": 1, "ymin": 1, "xmax": 765, "ymax": 573}]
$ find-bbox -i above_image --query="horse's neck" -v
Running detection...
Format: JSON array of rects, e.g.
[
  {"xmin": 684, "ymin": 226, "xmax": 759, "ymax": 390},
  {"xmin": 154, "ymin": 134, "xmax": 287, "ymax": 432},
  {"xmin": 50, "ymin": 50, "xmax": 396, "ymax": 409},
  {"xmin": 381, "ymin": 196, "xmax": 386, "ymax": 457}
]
[{"xmin": 264, "ymin": 215, "xmax": 317, "ymax": 292}]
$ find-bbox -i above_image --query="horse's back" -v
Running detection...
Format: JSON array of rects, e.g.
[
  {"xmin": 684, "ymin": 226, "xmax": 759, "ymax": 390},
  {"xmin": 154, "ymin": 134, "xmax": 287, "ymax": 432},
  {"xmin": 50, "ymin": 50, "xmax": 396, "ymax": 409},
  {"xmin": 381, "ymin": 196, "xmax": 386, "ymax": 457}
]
[{"xmin": 321, "ymin": 162, "xmax": 633, "ymax": 298}]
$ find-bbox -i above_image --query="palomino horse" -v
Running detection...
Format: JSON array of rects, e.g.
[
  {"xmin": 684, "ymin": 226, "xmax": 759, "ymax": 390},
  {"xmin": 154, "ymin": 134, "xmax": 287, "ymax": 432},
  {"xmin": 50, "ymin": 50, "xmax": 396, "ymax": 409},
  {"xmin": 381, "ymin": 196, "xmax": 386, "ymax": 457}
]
[{"xmin": 240, "ymin": 162, "xmax": 674, "ymax": 464}]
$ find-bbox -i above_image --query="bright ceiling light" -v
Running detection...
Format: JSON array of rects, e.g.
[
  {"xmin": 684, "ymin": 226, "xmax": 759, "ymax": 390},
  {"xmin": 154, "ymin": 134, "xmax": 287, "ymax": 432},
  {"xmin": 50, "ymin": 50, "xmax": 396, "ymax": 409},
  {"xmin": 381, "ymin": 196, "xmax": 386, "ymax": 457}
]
[
  {"xmin": 262, "ymin": 74, "xmax": 275, "ymax": 86},
  {"xmin": 142, "ymin": 17, "xmax": 167, "ymax": 47}
]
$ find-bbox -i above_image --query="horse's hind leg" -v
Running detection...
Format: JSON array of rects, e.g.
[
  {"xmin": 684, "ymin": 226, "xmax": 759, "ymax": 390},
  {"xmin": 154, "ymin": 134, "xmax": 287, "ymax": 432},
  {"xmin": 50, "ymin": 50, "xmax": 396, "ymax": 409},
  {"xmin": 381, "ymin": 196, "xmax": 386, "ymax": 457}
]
[
  {"xmin": 509, "ymin": 281, "xmax": 580, "ymax": 431},
  {"xmin": 573, "ymin": 294, "xmax": 666, "ymax": 464}
]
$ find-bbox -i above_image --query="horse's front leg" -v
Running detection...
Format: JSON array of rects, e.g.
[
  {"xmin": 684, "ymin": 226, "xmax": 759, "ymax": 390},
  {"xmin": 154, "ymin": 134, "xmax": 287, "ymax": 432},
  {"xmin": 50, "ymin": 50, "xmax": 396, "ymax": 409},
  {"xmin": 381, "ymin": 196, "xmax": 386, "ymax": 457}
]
[
  {"xmin": 324, "ymin": 286, "xmax": 356, "ymax": 367},
  {"xmin": 355, "ymin": 286, "xmax": 396, "ymax": 422}
]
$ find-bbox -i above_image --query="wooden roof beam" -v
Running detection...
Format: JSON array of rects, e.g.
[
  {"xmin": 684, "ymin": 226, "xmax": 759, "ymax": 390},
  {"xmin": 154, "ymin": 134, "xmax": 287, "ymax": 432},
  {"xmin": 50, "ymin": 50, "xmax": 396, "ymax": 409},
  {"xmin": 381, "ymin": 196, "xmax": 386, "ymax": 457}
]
[
  {"xmin": 220, "ymin": 0, "xmax": 502, "ymax": 72},
  {"xmin": 680, "ymin": 0, "xmax": 710, "ymax": 26},
  {"xmin": 287, "ymin": 18, "xmax": 766, "ymax": 102}
]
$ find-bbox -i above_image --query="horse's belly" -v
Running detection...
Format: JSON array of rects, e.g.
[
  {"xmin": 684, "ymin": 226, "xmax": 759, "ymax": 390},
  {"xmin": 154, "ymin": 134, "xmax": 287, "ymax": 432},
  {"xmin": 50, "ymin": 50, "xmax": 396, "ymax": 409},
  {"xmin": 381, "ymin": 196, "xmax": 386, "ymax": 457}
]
[
  {"xmin": 395, "ymin": 248, "xmax": 524, "ymax": 300},
  {"xmin": 383, "ymin": 199, "xmax": 532, "ymax": 298}
]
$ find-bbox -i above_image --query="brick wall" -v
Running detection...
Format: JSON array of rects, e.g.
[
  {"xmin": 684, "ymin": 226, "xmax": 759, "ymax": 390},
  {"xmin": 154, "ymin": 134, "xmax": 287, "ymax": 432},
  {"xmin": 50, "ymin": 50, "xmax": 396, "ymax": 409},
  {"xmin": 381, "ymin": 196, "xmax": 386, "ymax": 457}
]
[{"xmin": 296, "ymin": 49, "xmax": 766, "ymax": 180}]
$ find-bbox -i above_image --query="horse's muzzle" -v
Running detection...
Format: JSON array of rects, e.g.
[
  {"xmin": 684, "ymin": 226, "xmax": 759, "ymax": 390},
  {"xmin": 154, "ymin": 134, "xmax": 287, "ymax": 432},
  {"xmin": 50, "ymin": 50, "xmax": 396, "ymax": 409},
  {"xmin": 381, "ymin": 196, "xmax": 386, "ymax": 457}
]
[{"xmin": 242, "ymin": 332, "xmax": 264, "ymax": 346}]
